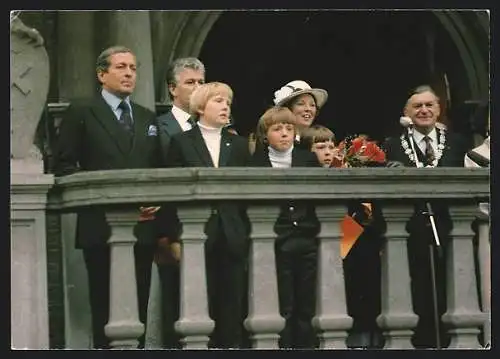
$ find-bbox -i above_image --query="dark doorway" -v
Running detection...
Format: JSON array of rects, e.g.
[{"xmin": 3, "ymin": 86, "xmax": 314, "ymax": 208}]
[{"xmin": 199, "ymin": 10, "xmax": 470, "ymax": 142}]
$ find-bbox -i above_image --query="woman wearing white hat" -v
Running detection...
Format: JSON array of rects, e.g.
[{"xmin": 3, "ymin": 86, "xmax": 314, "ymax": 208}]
[{"xmin": 272, "ymin": 80, "xmax": 329, "ymax": 147}]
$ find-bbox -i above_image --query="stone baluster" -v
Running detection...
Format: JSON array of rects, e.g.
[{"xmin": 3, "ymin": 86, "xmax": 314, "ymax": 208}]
[
  {"xmin": 175, "ymin": 205, "xmax": 214, "ymax": 349},
  {"xmin": 377, "ymin": 203, "xmax": 418, "ymax": 349},
  {"xmin": 244, "ymin": 205, "xmax": 285, "ymax": 349},
  {"xmin": 104, "ymin": 210, "xmax": 144, "ymax": 349},
  {"xmin": 11, "ymin": 174, "xmax": 54, "ymax": 349},
  {"xmin": 442, "ymin": 203, "xmax": 485, "ymax": 349},
  {"xmin": 312, "ymin": 204, "xmax": 353, "ymax": 349},
  {"xmin": 476, "ymin": 205, "xmax": 490, "ymax": 346}
]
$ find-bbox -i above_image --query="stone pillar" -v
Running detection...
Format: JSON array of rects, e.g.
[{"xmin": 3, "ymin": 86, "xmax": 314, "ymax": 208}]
[
  {"xmin": 108, "ymin": 10, "xmax": 155, "ymax": 111},
  {"xmin": 106, "ymin": 11, "xmax": 159, "ymax": 344},
  {"xmin": 312, "ymin": 204, "xmax": 353, "ymax": 349},
  {"xmin": 56, "ymin": 11, "xmax": 96, "ymax": 348},
  {"xmin": 11, "ymin": 173, "xmax": 54, "ymax": 349},
  {"xmin": 442, "ymin": 204, "xmax": 485, "ymax": 349},
  {"xmin": 175, "ymin": 205, "xmax": 214, "ymax": 349},
  {"xmin": 244, "ymin": 205, "xmax": 285, "ymax": 349},
  {"xmin": 104, "ymin": 210, "xmax": 144, "ymax": 349},
  {"xmin": 377, "ymin": 203, "xmax": 418, "ymax": 349},
  {"xmin": 476, "ymin": 206, "xmax": 490, "ymax": 346},
  {"xmin": 60, "ymin": 213, "xmax": 92, "ymax": 348},
  {"xmin": 57, "ymin": 11, "xmax": 96, "ymax": 101}
]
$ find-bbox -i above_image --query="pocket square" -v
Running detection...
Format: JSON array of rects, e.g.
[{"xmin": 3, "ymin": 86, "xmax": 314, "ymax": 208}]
[{"xmin": 147, "ymin": 124, "xmax": 158, "ymax": 136}]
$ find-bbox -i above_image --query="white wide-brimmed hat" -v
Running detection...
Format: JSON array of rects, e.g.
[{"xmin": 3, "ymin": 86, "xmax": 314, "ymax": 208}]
[{"xmin": 273, "ymin": 80, "xmax": 328, "ymax": 109}]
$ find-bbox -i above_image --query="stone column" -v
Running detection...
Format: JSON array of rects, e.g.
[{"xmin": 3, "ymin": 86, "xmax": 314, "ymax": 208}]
[
  {"xmin": 106, "ymin": 11, "xmax": 159, "ymax": 345},
  {"xmin": 56, "ymin": 11, "xmax": 96, "ymax": 348},
  {"xmin": 175, "ymin": 205, "xmax": 214, "ymax": 349},
  {"xmin": 11, "ymin": 173, "xmax": 54, "ymax": 349},
  {"xmin": 60, "ymin": 212, "xmax": 92, "ymax": 348},
  {"xmin": 442, "ymin": 204, "xmax": 485, "ymax": 349},
  {"xmin": 476, "ymin": 206, "xmax": 490, "ymax": 346},
  {"xmin": 244, "ymin": 205, "xmax": 285, "ymax": 349},
  {"xmin": 312, "ymin": 204, "xmax": 353, "ymax": 349},
  {"xmin": 108, "ymin": 10, "xmax": 156, "ymax": 111},
  {"xmin": 57, "ymin": 11, "xmax": 96, "ymax": 101},
  {"xmin": 104, "ymin": 210, "xmax": 144, "ymax": 349},
  {"xmin": 377, "ymin": 203, "xmax": 418, "ymax": 349}
]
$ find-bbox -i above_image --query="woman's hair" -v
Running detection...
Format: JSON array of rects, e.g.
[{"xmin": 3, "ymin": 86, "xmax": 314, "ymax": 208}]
[
  {"xmin": 300, "ymin": 125, "xmax": 336, "ymax": 150},
  {"xmin": 255, "ymin": 106, "xmax": 297, "ymax": 145},
  {"xmin": 284, "ymin": 92, "xmax": 318, "ymax": 110},
  {"xmin": 189, "ymin": 82, "xmax": 233, "ymax": 115}
]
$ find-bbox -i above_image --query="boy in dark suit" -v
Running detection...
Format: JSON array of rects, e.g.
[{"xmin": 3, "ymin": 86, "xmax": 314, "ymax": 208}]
[
  {"xmin": 166, "ymin": 82, "xmax": 251, "ymax": 348},
  {"xmin": 53, "ymin": 45, "xmax": 164, "ymax": 348},
  {"xmin": 251, "ymin": 107, "xmax": 321, "ymax": 349},
  {"xmin": 301, "ymin": 125, "xmax": 385, "ymax": 349}
]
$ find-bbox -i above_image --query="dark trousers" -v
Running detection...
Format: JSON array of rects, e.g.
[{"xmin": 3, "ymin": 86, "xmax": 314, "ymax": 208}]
[
  {"xmin": 83, "ymin": 245, "xmax": 154, "ymax": 349},
  {"xmin": 205, "ymin": 239, "xmax": 248, "ymax": 349},
  {"xmin": 275, "ymin": 238, "xmax": 318, "ymax": 349},
  {"xmin": 407, "ymin": 233, "xmax": 450, "ymax": 349},
  {"xmin": 157, "ymin": 262, "xmax": 181, "ymax": 349},
  {"xmin": 343, "ymin": 232, "xmax": 383, "ymax": 348}
]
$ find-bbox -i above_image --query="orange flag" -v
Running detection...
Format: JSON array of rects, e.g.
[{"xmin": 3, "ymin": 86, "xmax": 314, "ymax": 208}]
[{"xmin": 340, "ymin": 214, "xmax": 364, "ymax": 259}]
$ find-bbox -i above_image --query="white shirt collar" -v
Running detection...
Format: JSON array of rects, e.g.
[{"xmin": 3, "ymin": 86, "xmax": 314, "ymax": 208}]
[
  {"xmin": 171, "ymin": 104, "xmax": 193, "ymax": 129},
  {"xmin": 413, "ymin": 127, "xmax": 438, "ymax": 144},
  {"xmin": 101, "ymin": 88, "xmax": 131, "ymax": 112}
]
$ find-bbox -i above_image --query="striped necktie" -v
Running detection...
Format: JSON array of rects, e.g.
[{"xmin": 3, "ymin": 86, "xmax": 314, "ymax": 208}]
[
  {"xmin": 423, "ymin": 135, "xmax": 435, "ymax": 165},
  {"xmin": 118, "ymin": 101, "xmax": 133, "ymax": 133}
]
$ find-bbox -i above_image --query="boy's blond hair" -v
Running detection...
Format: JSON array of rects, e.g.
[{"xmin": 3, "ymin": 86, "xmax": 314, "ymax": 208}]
[
  {"xmin": 300, "ymin": 124, "xmax": 336, "ymax": 151},
  {"xmin": 189, "ymin": 82, "xmax": 233, "ymax": 115},
  {"xmin": 255, "ymin": 106, "xmax": 297, "ymax": 145}
]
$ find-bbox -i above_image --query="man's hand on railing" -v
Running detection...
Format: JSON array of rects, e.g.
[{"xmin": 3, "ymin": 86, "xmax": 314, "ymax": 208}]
[
  {"xmin": 138, "ymin": 206, "xmax": 161, "ymax": 221},
  {"xmin": 386, "ymin": 160, "xmax": 405, "ymax": 168}
]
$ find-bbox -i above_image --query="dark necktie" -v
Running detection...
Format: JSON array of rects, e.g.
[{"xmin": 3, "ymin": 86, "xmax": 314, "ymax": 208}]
[
  {"xmin": 187, "ymin": 117, "xmax": 197, "ymax": 128},
  {"xmin": 423, "ymin": 135, "xmax": 435, "ymax": 165},
  {"xmin": 118, "ymin": 101, "xmax": 133, "ymax": 133}
]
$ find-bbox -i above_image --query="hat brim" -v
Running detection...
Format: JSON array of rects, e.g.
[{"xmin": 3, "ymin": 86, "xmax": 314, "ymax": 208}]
[{"xmin": 275, "ymin": 88, "xmax": 328, "ymax": 109}]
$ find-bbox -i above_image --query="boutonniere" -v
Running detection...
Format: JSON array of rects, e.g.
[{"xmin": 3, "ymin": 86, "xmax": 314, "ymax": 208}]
[{"xmin": 147, "ymin": 124, "xmax": 158, "ymax": 136}]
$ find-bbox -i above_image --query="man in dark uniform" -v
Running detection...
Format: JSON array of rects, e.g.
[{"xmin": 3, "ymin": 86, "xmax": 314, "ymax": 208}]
[
  {"xmin": 53, "ymin": 45, "xmax": 163, "ymax": 349},
  {"xmin": 383, "ymin": 85, "xmax": 469, "ymax": 348}
]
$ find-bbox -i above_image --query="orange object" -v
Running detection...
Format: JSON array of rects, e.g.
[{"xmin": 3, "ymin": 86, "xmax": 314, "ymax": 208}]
[{"xmin": 340, "ymin": 214, "xmax": 364, "ymax": 259}]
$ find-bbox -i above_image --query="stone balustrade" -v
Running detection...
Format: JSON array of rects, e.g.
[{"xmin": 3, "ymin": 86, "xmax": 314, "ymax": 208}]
[{"xmin": 44, "ymin": 167, "xmax": 489, "ymax": 349}]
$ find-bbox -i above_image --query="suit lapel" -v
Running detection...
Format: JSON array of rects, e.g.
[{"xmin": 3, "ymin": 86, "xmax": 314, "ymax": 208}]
[
  {"xmin": 163, "ymin": 111, "xmax": 183, "ymax": 137},
  {"xmin": 190, "ymin": 126, "xmax": 214, "ymax": 167},
  {"xmin": 252, "ymin": 147, "xmax": 272, "ymax": 167},
  {"xmin": 130, "ymin": 103, "xmax": 148, "ymax": 155},
  {"xmin": 218, "ymin": 130, "xmax": 232, "ymax": 167},
  {"xmin": 291, "ymin": 148, "xmax": 303, "ymax": 167},
  {"xmin": 91, "ymin": 95, "xmax": 132, "ymax": 155}
]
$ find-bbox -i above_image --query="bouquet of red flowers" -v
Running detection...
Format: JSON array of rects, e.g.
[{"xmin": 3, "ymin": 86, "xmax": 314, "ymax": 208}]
[{"xmin": 331, "ymin": 135, "xmax": 386, "ymax": 168}]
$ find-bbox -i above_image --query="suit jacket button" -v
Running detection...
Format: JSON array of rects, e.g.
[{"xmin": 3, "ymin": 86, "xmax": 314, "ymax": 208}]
[
  {"xmin": 293, "ymin": 221, "xmax": 298, "ymax": 226},
  {"xmin": 289, "ymin": 206, "xmax": 294, "ymax": 211}
]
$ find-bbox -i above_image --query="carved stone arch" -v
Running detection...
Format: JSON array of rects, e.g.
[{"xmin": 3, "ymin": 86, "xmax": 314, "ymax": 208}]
[
  {"xmin": 433, "ymin": 11, "xmax": 489, "ymax": 100},
  {"xmin": 152, "ymin": 10, "xmax": 222, "ymax": 103}
]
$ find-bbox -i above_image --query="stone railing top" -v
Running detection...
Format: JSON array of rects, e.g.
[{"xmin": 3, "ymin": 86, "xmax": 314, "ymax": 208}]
[{"xmin": 47, "ymin": 167, "xmax": 490, "ymax": 210}]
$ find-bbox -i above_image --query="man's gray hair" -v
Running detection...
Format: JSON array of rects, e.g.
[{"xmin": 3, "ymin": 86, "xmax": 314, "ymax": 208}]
[
  {"xmin": 96, "ymin": 45, "xmax": 134, "ymax": 73},
  {"xmin": 407, "ymin": 84, "xmax": 440, "ymax": 102},
  {"xmin": 166, "ymin": 57, "xmax": 206, "ymax": 99}
]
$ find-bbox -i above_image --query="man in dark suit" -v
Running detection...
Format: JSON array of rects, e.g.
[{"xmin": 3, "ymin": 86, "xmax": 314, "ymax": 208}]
[
  {"xmin": 166, "ymin": 82, "xmax": 251, "ymax": 348},
  {"xmin": 154, "ymin": 57, "xmax": 205, "ymax": 348},
  {"xmin": 383, "ymin": 85, "xmax": 469, "ymax": 348},
  {"xmin": 53, "ymin": 45, "xmax": 164, "ymax": 349}
]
